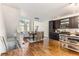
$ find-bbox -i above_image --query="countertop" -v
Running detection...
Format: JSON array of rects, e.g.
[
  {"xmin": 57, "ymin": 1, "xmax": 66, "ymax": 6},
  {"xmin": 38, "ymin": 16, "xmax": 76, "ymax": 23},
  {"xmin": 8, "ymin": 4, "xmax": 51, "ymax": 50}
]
[{"xmin": 59, "ymin": 34, "xmax": 79, "ymax": 39}]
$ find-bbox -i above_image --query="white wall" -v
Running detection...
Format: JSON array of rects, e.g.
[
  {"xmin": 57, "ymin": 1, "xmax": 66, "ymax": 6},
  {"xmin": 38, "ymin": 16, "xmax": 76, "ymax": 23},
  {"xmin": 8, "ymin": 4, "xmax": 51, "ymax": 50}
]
[
  {"xmin": 40, "ymin": 21, "xmax": 49, "ymax": 37},
  {"xmin": 0, "ymin": 4, "xmax": 7, "ymax": 55},
  {"xmin": 34, "ymin": 21, "xmax": 49, "ymax": 37},
  {"xmin": 2, "ymin": 5, "xmax": 20, "ymax": 37}
]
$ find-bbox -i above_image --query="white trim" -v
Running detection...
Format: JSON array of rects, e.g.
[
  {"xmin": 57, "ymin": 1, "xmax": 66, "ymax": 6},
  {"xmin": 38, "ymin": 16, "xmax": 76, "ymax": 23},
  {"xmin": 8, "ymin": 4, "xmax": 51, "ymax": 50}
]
[{"xmin": 53, "ymin": 13, "xmax": 79, "ymax": 20}]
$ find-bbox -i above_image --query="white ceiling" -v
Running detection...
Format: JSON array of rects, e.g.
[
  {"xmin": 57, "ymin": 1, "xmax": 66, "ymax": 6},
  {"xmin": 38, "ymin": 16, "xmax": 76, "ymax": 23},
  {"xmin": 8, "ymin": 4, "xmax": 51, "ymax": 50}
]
[{"xmin": 3, "ymin": 3, "xmax": 69, "ymax": 21}]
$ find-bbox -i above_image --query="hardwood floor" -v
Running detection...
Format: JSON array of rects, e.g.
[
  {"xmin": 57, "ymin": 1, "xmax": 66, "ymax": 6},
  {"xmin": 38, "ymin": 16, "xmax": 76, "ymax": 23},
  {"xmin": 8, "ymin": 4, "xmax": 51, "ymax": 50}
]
[{"xmin": 1, "ymin": 40, "xmax": 79, "ymax": 56}]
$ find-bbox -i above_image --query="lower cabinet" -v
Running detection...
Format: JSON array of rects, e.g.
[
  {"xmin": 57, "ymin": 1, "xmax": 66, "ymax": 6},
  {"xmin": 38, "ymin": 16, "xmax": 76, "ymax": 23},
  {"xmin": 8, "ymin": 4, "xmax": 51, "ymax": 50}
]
[{"xmin": 49, "ymin": 32, "xmax": 59, "ymax": 40}]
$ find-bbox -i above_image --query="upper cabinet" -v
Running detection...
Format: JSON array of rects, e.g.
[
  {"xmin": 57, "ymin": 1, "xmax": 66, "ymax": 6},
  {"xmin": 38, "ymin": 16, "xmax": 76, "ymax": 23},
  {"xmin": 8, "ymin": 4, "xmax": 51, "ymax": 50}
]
[
  {"xmin": 60, "ymin": 16, "xmax": 79, "ymax": 28},
  {"xmin": 49, "ymin": 21, "xmax": 54, "ymax": 32},
  {"xmin": 55, "ymin": 20, "xmax": 60, "ymax": 29},
  {"xmin": 69, "ymin": 16, "xmax": 79, "ymax": 28},
  {"xmin": 60, "ymin": 18, "xmax": 69, "ymax": 29},
  {"xmin": 49, "ymin": 20, "xmax": 60, "ymax": 32},
  {"xmin": 49, "ymin": 16, "xmax": 79, "ymax": 31}
]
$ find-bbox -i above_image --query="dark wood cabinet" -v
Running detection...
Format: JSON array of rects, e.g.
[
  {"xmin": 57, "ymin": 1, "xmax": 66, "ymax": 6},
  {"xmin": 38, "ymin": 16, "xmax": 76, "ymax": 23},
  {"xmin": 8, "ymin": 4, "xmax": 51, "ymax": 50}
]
[
  {"xmin": 49, "ymin": 21, "xmax": 54, "ymax": 39},
  {"xmin": 49, "ymin": 20, "xmax": 60, "ymax": 40},
  {"xmin": 60, "ymin": 18, "xmax": 69, "ymax": 28},
  {"xmin": 49, "ymin": 21, "xmax": 54, "ymax": 33},
  {"xmin": 69, "ymin": 16, "xmax": 79, "ymax": 28},
  {"xmin": 49, "ymin": 20, "xmax": 60, "ymax": 33},
  {"xmin": 49, "ymin": 16, "xmax": 79, "ymax": 40},
  {"xmin": 54, "ymin": 20, "xmax": 60, "ymax": 29},
  {"xmin": 60, "ymin": 16, "xmax": 79, "ymax": 28}
]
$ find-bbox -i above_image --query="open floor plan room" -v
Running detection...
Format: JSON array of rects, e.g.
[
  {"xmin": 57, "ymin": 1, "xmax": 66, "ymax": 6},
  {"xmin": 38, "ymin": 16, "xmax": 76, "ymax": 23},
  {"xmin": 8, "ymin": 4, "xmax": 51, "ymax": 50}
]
[{"xmin": 1, "ymin": 3, "xmax": 79, "ymax": 56}]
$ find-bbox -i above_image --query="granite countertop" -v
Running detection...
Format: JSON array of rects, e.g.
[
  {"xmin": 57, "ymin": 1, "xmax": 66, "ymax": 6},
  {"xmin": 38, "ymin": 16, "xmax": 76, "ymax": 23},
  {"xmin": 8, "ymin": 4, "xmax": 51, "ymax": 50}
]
[
  {"xmin": 59, "ymin": 34, "xmax": 79, "ymax": 39},
  {"xmin": 66, "ymin": 35, "xmax": 79, "ymax": 39}
]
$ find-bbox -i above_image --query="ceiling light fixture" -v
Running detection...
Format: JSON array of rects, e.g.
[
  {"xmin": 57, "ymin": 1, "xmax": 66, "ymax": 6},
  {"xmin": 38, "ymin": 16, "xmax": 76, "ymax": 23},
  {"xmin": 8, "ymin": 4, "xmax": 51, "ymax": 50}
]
[{"xmin": 34, "ymin": 17, "xmax": 40, "ymax": 21}]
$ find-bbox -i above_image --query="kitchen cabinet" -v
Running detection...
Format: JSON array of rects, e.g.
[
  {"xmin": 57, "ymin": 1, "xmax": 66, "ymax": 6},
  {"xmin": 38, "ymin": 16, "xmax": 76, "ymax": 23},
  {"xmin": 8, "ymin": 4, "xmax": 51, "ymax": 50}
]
[
  {"xmin": 52, "ymin": 32, "xmax": 59, "ymax": 40},
  {"xmin": 49, "ymin": 16, "xmax": 79, "ymax": 40},
  {"xmin": 49, "ymin": 21, "xmax": 54, "ymax": 33},
  {"xmin": 49, "ymin": 21, "xmax": 54, "ymax": 39},
  {"xmin": 49, "ymin": 20, "xmax": 60, "ymax": 40},
  {"xmin": 69, "ymin": 16, "xmax": 79, "ymax": 28},
  {"xmin": 55, "ymin": 20, "xmax": 60, "ymax": 29},
  {"xmin": 60, "ymin": 18, "xmax": 69, "ymax": 29},
  {"xmin": 60, "ymin": 16, "xmax": 79, "ymax": 28},
  {"xmin": 49, "ymin": 20, "xmax": 60, "ymax": 30}
]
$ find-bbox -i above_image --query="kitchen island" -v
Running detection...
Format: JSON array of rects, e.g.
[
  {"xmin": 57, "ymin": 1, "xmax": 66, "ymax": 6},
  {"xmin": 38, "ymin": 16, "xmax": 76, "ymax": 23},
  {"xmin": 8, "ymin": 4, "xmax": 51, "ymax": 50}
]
[{"xmin": 59, "ymin": 34, "xmax": 79, "ymax": 52}]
